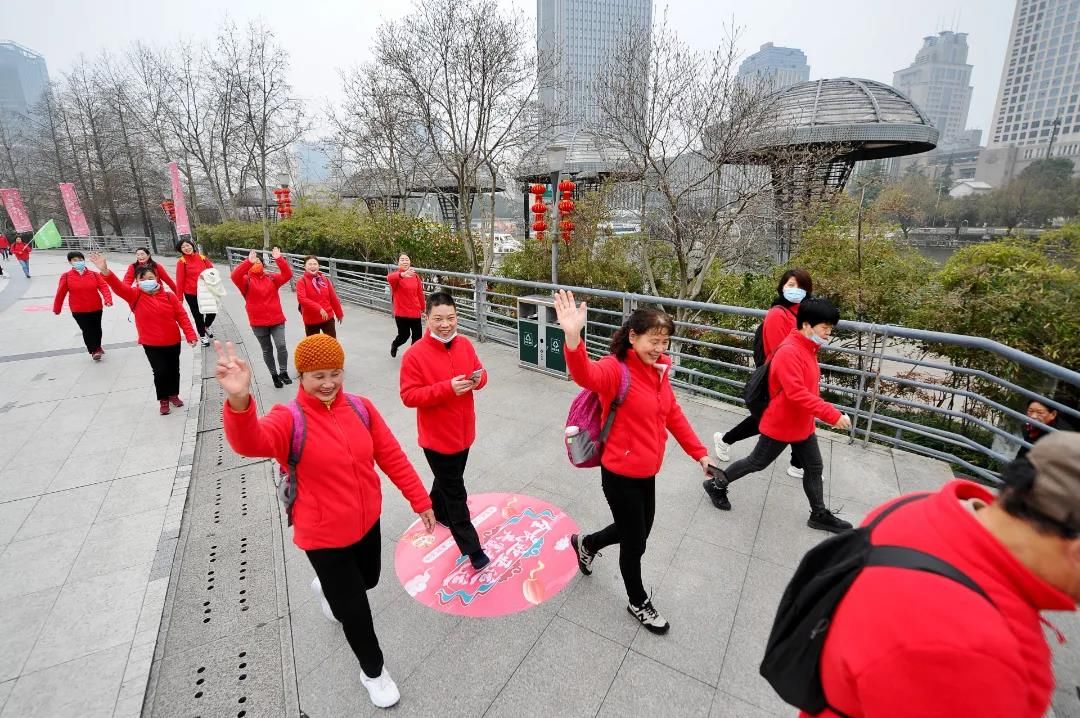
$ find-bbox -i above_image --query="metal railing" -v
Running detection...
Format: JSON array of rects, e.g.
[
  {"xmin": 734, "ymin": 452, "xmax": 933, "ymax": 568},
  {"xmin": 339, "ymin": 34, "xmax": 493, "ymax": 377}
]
[
  {"xmin": 226, "ymin": 246, "xmax": 1080, "ymax": 484},
  {"xmin": 58, "ymin": 236, "xmax": 179, "ymax": 255}
]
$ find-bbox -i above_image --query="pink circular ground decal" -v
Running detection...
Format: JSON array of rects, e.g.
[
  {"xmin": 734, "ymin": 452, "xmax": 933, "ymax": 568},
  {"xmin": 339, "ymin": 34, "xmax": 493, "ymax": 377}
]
[{"xmin": 394, "ymin": 492, "xmax": 579, "ymax": 617}]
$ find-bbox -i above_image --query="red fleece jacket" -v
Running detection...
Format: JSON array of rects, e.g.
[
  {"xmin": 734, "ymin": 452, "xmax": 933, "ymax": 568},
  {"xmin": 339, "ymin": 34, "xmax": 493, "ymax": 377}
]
[
  {"xmin": 54, "ymin": 269, "xmax": 112, "ymax": 313},
  {"xmin": 762, "ymin": 303, "xmax": 799, "ymax": 359},
  {"xmin": 565, "ymin": 342, "xmax": 707, "ymax": 478},
  {"xmin": 759, "ymin": 330, "xmax": 842, "ymax": 443},
  {"xmin": 223, "ymin": 389, "xmax": 432, "ymax": 550},
  {"xmin": 122, "ymin": 262, "xmax": 178, "ymax": 294},
  {"xmin": 231, "ymin": 256, "xmax": 293, "ymax": 327},
  {"xmin": 810, "ymin": 480, "xmax": 1075, "ymax": 718},
  {"xmin": 11, "ymin": 241, "xmax": 30, "ymax": 261},
  {"xmin": 175, "ymin": 253, "xmax": 214, "ymax": 296},
  {"xmin": 387, "ymin": 270, "xmax": 426, "ymax": 319},
  {"xmin": 104, "ymin": 271, "xmax": 197, "ymax": 346},
  {"xmin": 295, "ymin": 271, "xmax": 344, "ymax": 325},
  {"xmin": 399, "ymin": 333, "xmax": 488, "ymax": 454}
]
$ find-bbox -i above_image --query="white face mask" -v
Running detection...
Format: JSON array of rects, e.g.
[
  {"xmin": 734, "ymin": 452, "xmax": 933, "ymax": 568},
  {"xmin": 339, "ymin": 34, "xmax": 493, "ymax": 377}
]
[
  {"xmin": 429, "ymin": 330, "xmax": 457, "ymax": 344},
  {"xmin": 810, "ymin": 333, "xmax": 828, "ymax": 346}
]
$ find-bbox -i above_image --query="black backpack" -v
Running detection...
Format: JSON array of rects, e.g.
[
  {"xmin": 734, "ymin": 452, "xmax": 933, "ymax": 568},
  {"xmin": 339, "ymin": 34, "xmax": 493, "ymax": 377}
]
[
  {"xmin": 743, "ymin": 361, "xmax": 772, "ymax": 418},
  {"xmin": 751, "ymin": 322, "xmax": 767, "ymax": 367},
  {"xmin": 759, "ymin": 493, "xmax": 994, "ymax": 716}
]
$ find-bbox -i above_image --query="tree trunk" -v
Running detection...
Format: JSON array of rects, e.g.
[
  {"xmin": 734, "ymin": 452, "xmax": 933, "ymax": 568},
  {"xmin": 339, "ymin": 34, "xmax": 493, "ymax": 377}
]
[
  {"xmin": 260, "ymin": 151, "xmax": 270, "ymax": 251},
  {"xmin": 116, "ymin": 100, "xmax": 154, "ymax": 241},
  {"xmin": 86, "ymin": 109, "xmax": 123, "ymax": 235},
  {"xmin": 61, "ymin": 104, "xmax": 104, "ymax": 236}
]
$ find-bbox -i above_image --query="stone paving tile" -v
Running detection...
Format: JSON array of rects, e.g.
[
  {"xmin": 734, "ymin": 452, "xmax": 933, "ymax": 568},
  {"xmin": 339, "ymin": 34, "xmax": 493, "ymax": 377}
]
[
  {"xmin": 95, "ymin": 467, "xmax": 175, "ymax": 522},
  {"xmin": 0, "ymin": 643, "xmax": 128, "ymax": 718},
  {"xmin": 68, "ymin": 506, "xmax": 166, "ymax": 582},
  {"xmin": 0, "ymin": 586, "xmax": 59, "ymax": 682},
  {"xmin": 0, "ymin": 680, "xmax": 12, "ymax": 714},
  {"xmin": 709, "ymin": 691, "xmax": 786, "ymax": 718},
  {"xmin": 48, "ymin": 449, "xmax": 127, "ymax": 492},
  {"xmin": 0, "ymin": 525, "xmax": 88, "ymax": 600},
  {"xmin": 0, "ymin": 496, "xmax": 37, "ymax": 547},
  {"xmin": 597, "ymin": 649, "xmax": 715, "ymax": 718},
  {"xmin": 12, "ymin": 482, "xmax": 109, "ymax": 542},
  {"xmin": 0, "ymin": 458, "xmax": 66, "ymax": 503}
]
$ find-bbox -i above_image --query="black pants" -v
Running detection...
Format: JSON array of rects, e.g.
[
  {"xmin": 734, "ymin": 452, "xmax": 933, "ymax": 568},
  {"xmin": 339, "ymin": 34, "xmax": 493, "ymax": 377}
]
[
  {"xmin": 723, "ymin": 415, "xmax": 802, "ymax": 469},
  {"xmin": 391, "ymin": 316, "xmax": 423, "ymax": 352},
  {"xmin": 143, "ymin": 344, "xmax": 182, "ymax": 400},
  {"xmin": 304, "ymin": 319, "xmax": 337, "ymax": 338},
  {"xmin": 72, "ymin": 310, "xmax": 103, "ymax": 353},
  {"xmin": 725, "ymin": 434, "xmax": 825, "ymax": 511},
  {"xmin": 183, "ymin": 293, "xmax": 216, "ymax": 337},
  {"xmin": 423, "ymin": 448, "xmax": 482, "ymax": 557},
  {"xmin": 583, "ymin": 468, "xmax": 656, "ymax": 606},
  {"xmin": 306, "ymin": 521, "xmax": 384, "ymax": 678}
]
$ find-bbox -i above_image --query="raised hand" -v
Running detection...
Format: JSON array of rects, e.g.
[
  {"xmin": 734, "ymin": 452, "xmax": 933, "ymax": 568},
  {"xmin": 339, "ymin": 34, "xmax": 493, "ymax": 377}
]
[
  {"xmin": 553, "ymin": 289, "xmax": 587, "ymax": 348},
  {"xmin": 214, "ymin": 340, "xmax": 252, "ymax": 409},
  {"xmin": 88, "ymin": 252, "xmax": 108, "ymax": 274},
  {"xmin": 271, "ymin": 246, "xmax": 283, "ymax": 260},
  {"xmin": 248, "ymin": 250, "xmax": 258, "ymax": 264}
]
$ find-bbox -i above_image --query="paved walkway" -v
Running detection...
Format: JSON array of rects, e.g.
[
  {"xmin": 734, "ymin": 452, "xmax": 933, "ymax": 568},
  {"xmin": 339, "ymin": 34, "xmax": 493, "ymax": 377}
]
[{"xmin": 2, "ymin": 251, "xmax": 1078, "ymax": 718}]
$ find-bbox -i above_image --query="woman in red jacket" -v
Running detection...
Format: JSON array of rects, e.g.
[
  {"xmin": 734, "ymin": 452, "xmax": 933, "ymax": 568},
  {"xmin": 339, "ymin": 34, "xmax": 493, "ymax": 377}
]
[
  {"xmin": 231, "ymin": 247, "xmax": 293, "ymax": 388},
  {"xmin": 90, "ymin": 252, "xmax": 197, "ymax": 415},
  {"xmin": 296, "ymin": 255, "xmax": 344, "ymax": 337},
  {"xmin": 12, "ymin": 234, "xmax": 31, "ymax": 277},
  {"xmin": 53, "ymin": 251, "xmax": 113, "ymax": 361},
  {"xmin": 387, "ymin": 253, "xmax": 425, "ymax": 357},
  {"xmin": 0, "ymin": 233, "xmax": 10, "ymax": 260},
  {"xmin": 216, "ymin": 334, "xmax": 435, "ymax": 709},
  {"xmin": 714, "ymin": 268, "xmax": 813, "ymax": 477},
  {"xmin": 122, "ymin": 247, "xmax": 178, "ymax": 293},
  {"xmin": 554, "ymin": 289, "xmax": 712, "ymax": 635},
  {"xmin": 175, "ymin": 238, "xmax": 216, "ymax": 346}
]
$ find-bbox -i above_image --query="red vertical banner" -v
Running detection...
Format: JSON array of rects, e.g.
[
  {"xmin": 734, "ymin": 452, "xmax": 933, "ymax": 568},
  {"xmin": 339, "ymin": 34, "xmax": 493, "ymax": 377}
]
[
  {"xmin": 0, "ymin": 188, "xmax": 33, "ymax": 233},
  {"xmin": 168, "ymin": 162, "xmax": 191, "ymax": 236},
  {"xmin": 58, "ymin": 183, "xmax": 91, "ymax": 237}
]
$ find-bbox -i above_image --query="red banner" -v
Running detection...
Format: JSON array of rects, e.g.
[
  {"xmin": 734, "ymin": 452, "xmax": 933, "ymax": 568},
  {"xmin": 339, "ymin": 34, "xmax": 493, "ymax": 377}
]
[
  {"xmin": 168, "ymin": 162, "xmax": 191, "ymax": 236},
  {"xmin": 58, "ymin": 183, "xmax": 91, "ymax": 237},
  {"xmin": 0, "ymin": 188, "xmax": 33, "ymax": 233}
]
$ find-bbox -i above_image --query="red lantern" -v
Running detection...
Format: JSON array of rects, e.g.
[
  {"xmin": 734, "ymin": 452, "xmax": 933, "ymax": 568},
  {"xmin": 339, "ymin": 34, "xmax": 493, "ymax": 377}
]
[
  {"xmin": 532, "ymin": 220, "xmax": 548, "ymax": 232},
  {"xmin": 531, "ymin": 202, "xmax": 548, "ymax": 215},
  {"xmin": 558, "ymin": 199, "xmax": 575, "ymax": 213},
  {"xmin": 559, "ymin": 220, "xmax": 575, "ymax": 232},
  {"xmin": 561, "ymin": 232, "xmax": 572, "ymax": 245},
  {"xmin": 530, "ymin": 184, "xmax": 546, "ymax": 196},
  {"xmin": 558, "ymin": 179, "xmax": 575, "ymax": 194}
]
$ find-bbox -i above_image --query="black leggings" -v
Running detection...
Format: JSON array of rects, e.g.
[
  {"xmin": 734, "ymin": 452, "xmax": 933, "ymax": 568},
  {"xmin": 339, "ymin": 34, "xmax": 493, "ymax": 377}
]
[
  {"xmin": 143, "ymin": 344, "xmax": 181, "ymax": 400},
  {"xmin": 306, "ymin": 521, "xmax": 384, "ymax": 678},
  {"xmin": 725, "ymin": 434, "xmax": 825, "ymax": 511},
  {"xmin": 584, "ymin": 468, "xmax": 655, "ymax": 606},
  {"xmin": 304, "ymin": 319, "xmax": 337, "ymax": 338},
  {"xmin": 72, "ymin": 310, "xmax": 103, "ymax": 353},
  {"xmin": 723, "ymin": 415, "xmax": 802, "ymax": 469},
  {"xmin": 424, "ymin": 448, "xmax": 482, "ymax": 557},
  {"xmin": 391, "ymin": 316, "xmax": 423, "ymax": 352},
  {"xmin": 183, "ymin": 293, "xmax": 216, "ymax": 337}
]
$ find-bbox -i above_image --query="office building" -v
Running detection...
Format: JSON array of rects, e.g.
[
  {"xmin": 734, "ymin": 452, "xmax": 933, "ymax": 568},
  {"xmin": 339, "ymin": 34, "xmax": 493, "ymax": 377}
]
[
  {"xmin": 737, "ymin": 42, "xmax": 811, "ymax": 93},
  {"xmin": 893, "ymin": 31, "xmax": 976, "ymax": 150},
  {"xmin": 0, "ymin": 41, "xmax": 49, "ymax": 125}
]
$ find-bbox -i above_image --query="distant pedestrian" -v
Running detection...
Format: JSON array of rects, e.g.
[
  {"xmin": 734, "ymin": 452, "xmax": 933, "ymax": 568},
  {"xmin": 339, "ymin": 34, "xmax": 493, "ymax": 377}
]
[
  {"xmin": 387, "ymin": 253, "xmax": 425, "ymax": 357},
  {"xmin": 296, "ymin": 255, "xmax": 344, "ymax": 337},
  {"xmin": 217, "ymin": 334, "xmax": 435, "ymax": 709},
  {"xmin": 12, "ymin": 234, "xmax": 31, "ymax": 277},
  {"xmin": 122, "ymin": 247, "xmax": 178, "ymax": 293},
  {"xmin": 714, "ymin": 268, "xmax": 813, "ymax": 478},
  {"xmin": 90, "ymin": 252, "xmax": 197, "ymax": 415},
  {"xmin": 553, "ymin": 289, "xmax": 713, "ymax": 634},
  {"xmin": 232, "ymin": 247, "xmax": 294, "ymax": 388},
  {"xmin": 1017, "ymin": 397, "xmax": 1076, "ymax": 459},
  {"xmin": 704, "ymin": 297, "xmax": 853, "ymax": 533},
  {"xmin": 53, "ymin": 251, "xmax": 113, "ymax": 361},
  {"xmin": 175, "ymin": 238, "xmax": 216, "ymax": 346},
  {"xmin": 0, "ymin": 232, "xmax": 10, "ymax": 260},
  {"xmin": 399, "ymin": 292, "xmax": 490, "ymax": 570}
]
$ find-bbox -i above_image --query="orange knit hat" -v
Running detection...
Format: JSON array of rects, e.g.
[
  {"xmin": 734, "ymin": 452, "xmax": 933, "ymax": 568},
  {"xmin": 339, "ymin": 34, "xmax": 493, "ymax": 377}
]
[{"xmin": 294, "ymin": 334, "xmax": 345, "ymax": 373}]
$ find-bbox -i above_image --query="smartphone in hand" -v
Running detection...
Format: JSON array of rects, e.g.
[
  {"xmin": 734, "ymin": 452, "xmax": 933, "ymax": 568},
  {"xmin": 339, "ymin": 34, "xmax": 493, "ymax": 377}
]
[{"xmin": 469, "ymin": 369, "xmax": 483, "ymax": 382}]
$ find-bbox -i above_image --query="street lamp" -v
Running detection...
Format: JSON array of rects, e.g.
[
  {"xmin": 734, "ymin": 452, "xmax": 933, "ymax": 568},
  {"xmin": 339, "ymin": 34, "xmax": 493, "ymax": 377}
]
[{"xmin": 546, "ymin": 144, "xmax": 567, "ymax": 284}]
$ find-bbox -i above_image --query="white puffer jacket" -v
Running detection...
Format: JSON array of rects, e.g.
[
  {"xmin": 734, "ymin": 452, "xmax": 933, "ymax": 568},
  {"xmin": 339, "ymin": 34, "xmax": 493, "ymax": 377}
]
[{"xmin": 197, "ymin": 268, "xmax": 227, "ymax": 314}]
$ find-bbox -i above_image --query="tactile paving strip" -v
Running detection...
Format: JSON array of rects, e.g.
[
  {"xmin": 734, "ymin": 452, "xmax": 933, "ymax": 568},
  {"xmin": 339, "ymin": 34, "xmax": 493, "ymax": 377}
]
[
  {"xmin": 194, "ymin": 429, "xmax": 262, "ymax": 474},
  {"xmin": 188, "ymin": 465, "xmax": 273, "ymax": 535}
]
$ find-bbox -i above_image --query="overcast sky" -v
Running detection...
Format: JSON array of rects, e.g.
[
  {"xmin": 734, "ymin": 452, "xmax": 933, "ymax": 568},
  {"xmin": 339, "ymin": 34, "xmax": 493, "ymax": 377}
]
[{"xmin": 5, "ymin": 0, "xmax": 1015, "ymax": 137}]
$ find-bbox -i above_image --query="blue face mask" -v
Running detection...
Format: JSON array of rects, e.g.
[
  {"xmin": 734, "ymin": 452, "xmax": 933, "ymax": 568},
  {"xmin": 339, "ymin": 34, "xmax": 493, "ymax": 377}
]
[
  {"xmin": 783, "ymin": 287, "xmax": 807, "ymax": 303},
  {"xmin": 810, "ymin": 332, "xmax": 828, "ymax": 346},
  {"xmin": 72, "ymin": 261, "xmax": 86, "ymax": 272},
  {"xmin": 139, "ymin": 279, "xmax": 160, "ymax": 293}
]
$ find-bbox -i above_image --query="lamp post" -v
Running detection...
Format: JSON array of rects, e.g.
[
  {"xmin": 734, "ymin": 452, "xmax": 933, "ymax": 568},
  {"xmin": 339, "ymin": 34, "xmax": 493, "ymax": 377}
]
[{"xmin": 546, "ymin": 144, "xmax": 567, "ymax": 285}]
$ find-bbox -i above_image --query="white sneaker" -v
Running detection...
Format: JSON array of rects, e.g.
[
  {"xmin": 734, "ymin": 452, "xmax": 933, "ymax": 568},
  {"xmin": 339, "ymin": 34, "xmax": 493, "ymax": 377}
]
[
  {"xmin": 200, "ymin": 336, "xmax": 210, "ymax": 347},
  {"xmin": 713, "ymin": 432, "xmax": 731, "ymax": 462},
  {"xmin": 627, "ymin": 599, "xmax": 670, "ymax": 635},
  {"xmin": 310, "ymin": 577, "xmax": 339, "ymax": 623},
  {"xmin": 787, "ymin": 465, "xmax": 805, "ymax": 479},
  {"xmin": 360, "ymin": 666, "xmax": 401, "ymax": 708}
]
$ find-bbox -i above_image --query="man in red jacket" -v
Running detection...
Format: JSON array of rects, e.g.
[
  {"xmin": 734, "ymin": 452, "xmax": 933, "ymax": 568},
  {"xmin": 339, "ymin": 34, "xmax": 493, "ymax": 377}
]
[
  {"xmin": 704, "ymin": 298, "xmax": 852, "ymax": 532},
  {"xmin": 53, "ymin": 250, "xmax": 113, "ymax": 360},
  {"xmin": 803, "ymin": 432, "xmax": 1080, "ymax": 717},
  {"xmin": 399, "ymin": 292, "xmax": 491, "ymax": 569}
]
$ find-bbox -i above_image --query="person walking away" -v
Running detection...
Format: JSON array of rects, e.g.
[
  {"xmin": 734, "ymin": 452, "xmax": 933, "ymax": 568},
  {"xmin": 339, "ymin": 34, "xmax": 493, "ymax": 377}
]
[
  {"xmin": 217, "ymin": 334, "xmax": 436, "ymax": 709},
  {"xmin": 197, "ymin": 266, "xmax": 227, "ymax": 336},
  {"xmin": 296, "ymin": 255, "xmax": 344, "ymax": 337},
  {"xmin": 175, "ymin": 238, "xmax": 216, "ymax": 346},
  {"xmin": 715, "ymin": 268, "xmax": 813, "ymax": 478},
  {"xmin": 12, "ymin": 234, "xmax": 31, "ymax": 277},
  {"xmin": 91, "ymin": 252, "xmax": 197, "ymax": 415},
  {"xmin": 232, "ymin": 247, "xmax": 294, "ymax": 388},
  {"xmin": 53, "ymin": 251, "xmax": 113, "ymax": 361},
  {"xmin": 387, "ymin": 253, "xmax": 425, "ymax": 357},
  {"xmin": 1016, "ymin": 397, "xmax": 1076, "ymax": 459},
  {"xmin": 399, "ymin": 292, "xmax": 491, "ymax": 570},
  {"xmin": 704, "ymin": 298, "xmax": 852, "ymax": 533},
  {"xmin": 0, "ymin": 233, "xmax": 10, "ymax": 260},
  {"xmin": 553, "ymin": 289, "xmax": 713, "ymax": 634},
  {"xmin": 796, "ymin": 432, "xmax": 1080, "ymax": 717},
  {"xmin": 123, "ymin": 247, "xmax": 178, "ymax": 293}
]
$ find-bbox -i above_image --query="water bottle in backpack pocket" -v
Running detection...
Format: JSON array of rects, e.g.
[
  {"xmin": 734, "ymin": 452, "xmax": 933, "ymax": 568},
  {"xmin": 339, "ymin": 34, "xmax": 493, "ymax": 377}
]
[{"xmin": 563, "ymin": 362, "xmax": 631, "ymax": 468}]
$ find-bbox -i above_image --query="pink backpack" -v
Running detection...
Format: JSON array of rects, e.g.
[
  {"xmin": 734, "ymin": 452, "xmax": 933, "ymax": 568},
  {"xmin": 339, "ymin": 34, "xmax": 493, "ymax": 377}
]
[{"xmin": 564, "ymin": 361, "xmax": 631, "ymax": 467}]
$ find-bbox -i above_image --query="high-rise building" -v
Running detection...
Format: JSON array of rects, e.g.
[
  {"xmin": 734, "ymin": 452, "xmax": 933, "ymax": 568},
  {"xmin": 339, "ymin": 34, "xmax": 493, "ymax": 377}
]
[
  {"xmin": 737, "ymin": 43, "xmax": 810, "ymax": 93},
  {"xmin": 0, "ymin": 42, "xmax": 49, "ymax": 125},
  {"xmin": 537, "ymin": 0, "xmax": 652, "ymax": 132},
  {"xmin": 893, "ymin": 31, "xmax": 976, "ymax": 150}
]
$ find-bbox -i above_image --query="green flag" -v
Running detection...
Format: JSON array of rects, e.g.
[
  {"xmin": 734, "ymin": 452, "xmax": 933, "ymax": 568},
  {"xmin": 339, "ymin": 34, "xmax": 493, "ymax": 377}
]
[{"xmin": 32, "ymin": 219, "xmax": 63, "ymax": 249}]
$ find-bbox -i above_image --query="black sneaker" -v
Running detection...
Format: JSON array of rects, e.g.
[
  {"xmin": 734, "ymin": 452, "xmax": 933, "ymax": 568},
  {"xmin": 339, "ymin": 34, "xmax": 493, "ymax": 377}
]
[
  {"xmin": 702, "ymin": 478, "xmax": 731, "ymax": 511},
  {"xmin": 627, "ymin": 599, "xmax": 670, "ymax": 634},
  {"xmin": 807, "ymin": 509, "xmax": 853, "ymax": 534},
  {"xmin": 570, "ymin": 533, "xmax": 599, "ymax": 576},
  {"xmin": 278, "ymin": 372, "xmax": 293, "ymax": 385},
  {"xmin": 272, "ymin": 374, "xmax": 284, "ymax": 389},
  {"xmin": 469, "ymin": 550, "xmax": 491, "ymax": 570}
]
